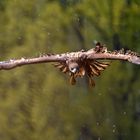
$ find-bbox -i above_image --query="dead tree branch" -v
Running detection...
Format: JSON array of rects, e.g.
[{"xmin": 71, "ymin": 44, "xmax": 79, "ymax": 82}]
[{"xmin": 0, "ymin": 45, "xmax": 140, "ymax": 71}]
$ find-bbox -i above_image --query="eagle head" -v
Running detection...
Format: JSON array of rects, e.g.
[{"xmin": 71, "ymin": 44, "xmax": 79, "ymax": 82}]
[{"xmin": 68, "ymin": 62, "xmax": 79, "ymax": 73}]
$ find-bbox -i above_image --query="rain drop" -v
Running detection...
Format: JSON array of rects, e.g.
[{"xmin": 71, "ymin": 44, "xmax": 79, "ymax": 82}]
[
  {"xmin": 123, "ymin": 111, "xmax": 126, "ymax": 115},
  {"xmin": 112, "ymin": 129, "xmax": 115, "ymax": 133},
  {"xmin": 96, "ymin": 122, "xmax": 100, "ymax": 126},
  {"xmin": 112, "ymin": 124, "xmax": 116, "ymax": 128}
]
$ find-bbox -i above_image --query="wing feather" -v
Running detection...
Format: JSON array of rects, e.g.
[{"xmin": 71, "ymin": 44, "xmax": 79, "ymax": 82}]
[
  {"xmin": 88, "ymin": 76, "xmax": 95, "ymax": 87},
  {"xmin": 69, "ymin": 74, "xmax": 76, "ymax": 85},
  {"xmin": 89, "ymin": 64, "xmax": 100, "ymax": 76},
  {"xmin": 54, "ymin": 62, "xmax": 68, "ymax": 73},
  {"xmin": 62, "ymin": 66, "xmax": 68, "ymax": 73},
  {"xmin": 93, "ymin": 61, "xmax": 110, "ymax": 68}
]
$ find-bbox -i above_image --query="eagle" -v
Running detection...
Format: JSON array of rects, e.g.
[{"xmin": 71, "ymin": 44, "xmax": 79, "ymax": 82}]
[
  {"xmin": 0, "ymin": 42, "xmax": 139, "ymax": 87},
  {"xmin": 54, "ymin": 59, "xmax": 109, "ymax": 86}
]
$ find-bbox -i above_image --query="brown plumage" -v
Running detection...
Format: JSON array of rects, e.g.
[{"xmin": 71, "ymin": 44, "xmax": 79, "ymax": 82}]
[
  {"xmin": 54, "ymin": 60, "xmax": 110, "ymax": 87},
  {"xmin": 69, "ymin": 73, "xmax": 76, "ymax": 85},
  {"xmin": 85, "ymin": 60, "xmax": 110, "ymax": 86},
  {"xmin": 54, "ymin": 62, "xmax": 69, "ymax": 73}
]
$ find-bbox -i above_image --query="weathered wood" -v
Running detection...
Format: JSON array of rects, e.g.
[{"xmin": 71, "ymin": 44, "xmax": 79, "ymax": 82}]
[{"xmin": 0, "ymin": 47, "xmax": 139, "ymax": 70}]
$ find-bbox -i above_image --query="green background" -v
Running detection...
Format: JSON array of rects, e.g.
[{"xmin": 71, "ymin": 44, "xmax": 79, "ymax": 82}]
[{"xmin": 0, "ymin": 0, "xmax": 140, "ymax": 140}]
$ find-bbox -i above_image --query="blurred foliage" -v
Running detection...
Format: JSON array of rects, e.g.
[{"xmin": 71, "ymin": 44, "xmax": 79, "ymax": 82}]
[{"xmin": 0, "ymin": 0, "xmax": 140, "ymax": 140}]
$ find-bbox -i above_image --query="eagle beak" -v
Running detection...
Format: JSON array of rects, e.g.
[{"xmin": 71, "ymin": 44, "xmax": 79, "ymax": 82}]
[{"xmin": 68, "ymin": 62, "xmax": 79, "ymax": 74}]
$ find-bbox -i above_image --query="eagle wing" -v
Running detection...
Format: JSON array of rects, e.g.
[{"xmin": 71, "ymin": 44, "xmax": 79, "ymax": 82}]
[
  {"xmin": 53, "ymin": 62, "xmax": 69, "ymax": 73},
  {"xmin": 86, "ymin": 60, "xmax": 110, "ymax": 87}
]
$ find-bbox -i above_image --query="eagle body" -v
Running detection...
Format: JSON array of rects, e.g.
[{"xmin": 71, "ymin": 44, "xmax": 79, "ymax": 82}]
[{"xmin": 54, "ymin": 48, "xmax": 110, "ymax": 86}]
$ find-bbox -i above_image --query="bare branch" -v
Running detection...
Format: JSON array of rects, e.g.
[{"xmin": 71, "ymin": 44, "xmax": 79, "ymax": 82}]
[
  {"xmin": 0, "ymin": 46, "xmax": 139, "ymax": 71},
  {"xmin": 0, "ymin": 54, "xmax": 66, "ymax": 70},
  {"xmin": 87, "ymin": 52, "xmax": 140, "ymax": 65}
]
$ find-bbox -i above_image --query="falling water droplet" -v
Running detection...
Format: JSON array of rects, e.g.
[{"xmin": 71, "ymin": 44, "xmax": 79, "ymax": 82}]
[
  {"xmin": 123, "ymin": 111, "xmax": 126, "ymax": 115},
  {"xmin": 112, "ymin": 124, "xmax": 116, "ymax": 128},
  {"xmin": 113, "ymin": 129, "xmax": 115, "ymax": 133},
  {"xmin": 96, "ymin": 122, "xmax": 100, "ymax": 126}
]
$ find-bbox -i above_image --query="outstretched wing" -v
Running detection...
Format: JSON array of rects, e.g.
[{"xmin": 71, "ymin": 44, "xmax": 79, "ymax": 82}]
[{"xmin": 85, "ymin": 60, "xmax": 110, "ymax": 87}]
